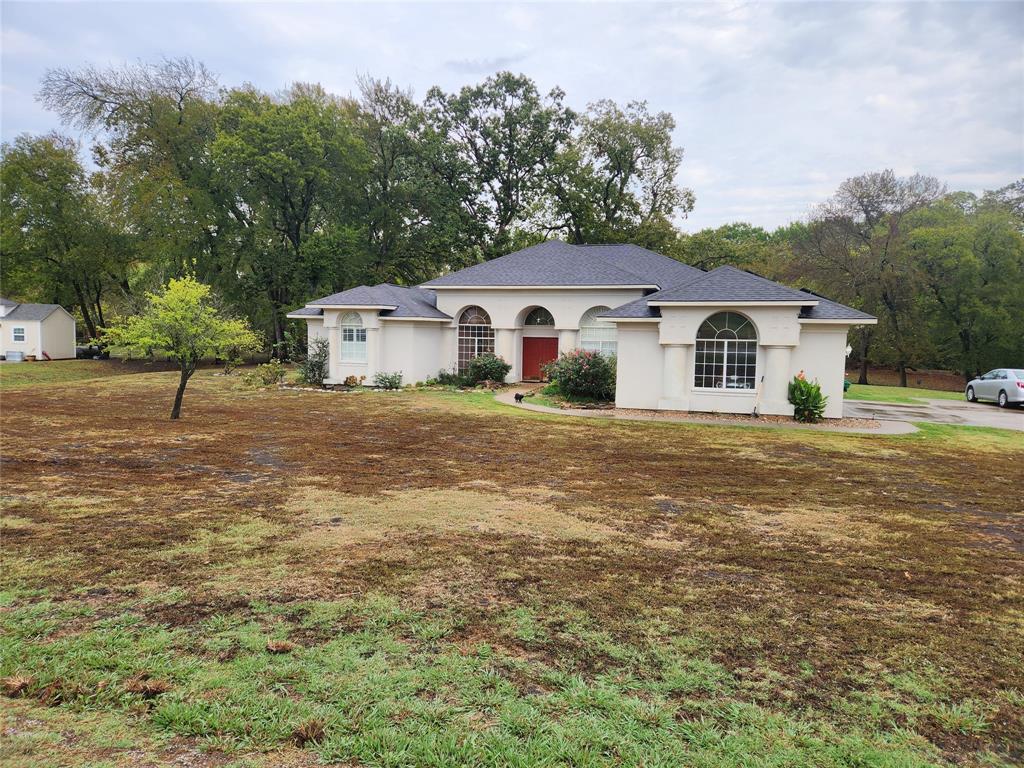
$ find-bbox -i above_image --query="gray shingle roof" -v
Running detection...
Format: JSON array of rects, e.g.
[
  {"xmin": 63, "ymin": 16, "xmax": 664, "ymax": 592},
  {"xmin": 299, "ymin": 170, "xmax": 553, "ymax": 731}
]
[
  {"xmin": 598, "ymin": 295, "xmax": 660, "ymax": 319},
  {"xmin": 2, "ymin": 302, "xmax": 64, "ymax": 322},
  {"xmin": 0, "ymin": 297, "xmax": 18, "ymax": 308},
  {"xmin": 648, "ymin": 265, "xmax": 812, "ymax": 303},
  {"xmin": 421, "ymin": 240, "xmax": 703, "ymax": 288},
  {"xmin": 295, "ymin": 283, "xmax": 451, "ymax": 320},
  {"xmin": 797, "ymin": 291, "xmax": 876, "ymax": 321}
]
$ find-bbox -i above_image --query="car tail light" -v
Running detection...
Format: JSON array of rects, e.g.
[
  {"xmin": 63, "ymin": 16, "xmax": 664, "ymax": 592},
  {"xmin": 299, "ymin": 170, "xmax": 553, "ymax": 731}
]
[{"xmin": 1017, "ymin": 381, "xmax": 1024, "ymax": 389}]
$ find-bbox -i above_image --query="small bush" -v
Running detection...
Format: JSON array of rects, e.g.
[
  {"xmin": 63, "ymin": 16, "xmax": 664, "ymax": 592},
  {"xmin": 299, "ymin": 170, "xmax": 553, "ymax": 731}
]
[
  {"xmin": 374, "ymin": 371, "xmax": 403, "ymax": 390},
  {"xmin": 788, "ymin": 373, "xmax": 827, "ymax": 422},
  {"xmin": 297, "ymin": 337, "xmax": 330, "ymax": 386},
  {"xmin": 432, "ymin": 367, "xmax": 467, "ymax": 387},
  {"xmin": 466, "ymin": 353, "xmax": 511, "ymax": 385},
  {"xmin": 543, "ymin": 349, "xmax": 616, "ymax": 401},
  {"xmin": 343, "ymin": 375, "xmax": 365, "ymax": 387},
  {"xmin": 242, "ymin": 359, "xmax": 286, "ymax": 387}
]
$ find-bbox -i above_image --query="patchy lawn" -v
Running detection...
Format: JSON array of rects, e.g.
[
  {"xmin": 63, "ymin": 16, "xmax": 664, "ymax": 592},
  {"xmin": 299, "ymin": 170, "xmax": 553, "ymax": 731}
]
[
  {"xmin": 0, "ymin": 358, "xmax": 186, "ymax": 390},
  {"xmin": 1, "ymin": 369, "xmax": 1022, "ymax": 767},
  {"xmin": 845, "ymin": 383, "xmax": 965, "ymax": 404}
]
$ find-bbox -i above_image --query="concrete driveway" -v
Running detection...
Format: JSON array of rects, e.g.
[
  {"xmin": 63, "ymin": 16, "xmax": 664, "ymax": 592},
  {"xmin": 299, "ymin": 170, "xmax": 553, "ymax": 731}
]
[{"xmin": 844, "ymin": 398, "xmax": 1024, "ymax": 431}]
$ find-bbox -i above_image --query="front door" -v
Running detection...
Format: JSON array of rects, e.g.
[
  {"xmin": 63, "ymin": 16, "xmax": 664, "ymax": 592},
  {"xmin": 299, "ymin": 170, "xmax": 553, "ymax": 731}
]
[{"xmin": 522, "ymin": 337, "xmax": 558, "ymax": 381}]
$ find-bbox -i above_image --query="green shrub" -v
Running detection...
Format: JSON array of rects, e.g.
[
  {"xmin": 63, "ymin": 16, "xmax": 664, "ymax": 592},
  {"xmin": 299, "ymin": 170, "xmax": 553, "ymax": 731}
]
[
  {"xmin": 431, "ymin": 367, "xmax": 467, "ymax": 387},
  {"xmin": 242, "ymin": 359, "xmax": 286, "ymax": 388},
  {"xmin": 543, "ymin": 349, "xmax": 616, "ymax": 401},
  {"xmin": 788, "ymin": 373, "xmax": 828, "ymax": 422},
  {"xmin": 465, "ymin": 353, "xmax": 511, "ymax": 385},
  {"xmin": 297, "ymin": 337, "xmax": 330, "ymax": 386},
  {"xmin": 373, "ymin": 371, "xmax": 403, "ymax": 390}
]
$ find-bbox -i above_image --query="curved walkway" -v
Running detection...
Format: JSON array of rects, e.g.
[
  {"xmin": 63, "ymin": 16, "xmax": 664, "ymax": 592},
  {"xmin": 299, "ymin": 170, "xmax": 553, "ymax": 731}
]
[{"xmin": 494, "ymin": 391, "xmax": 918, "ymax": 435}]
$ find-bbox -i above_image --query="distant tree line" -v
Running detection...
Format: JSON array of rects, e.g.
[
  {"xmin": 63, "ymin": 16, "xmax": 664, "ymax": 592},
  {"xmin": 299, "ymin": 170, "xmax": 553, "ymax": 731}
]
[{"xmin": 1, "ymin": 57, "xmax": 1021, "ymax": 381}]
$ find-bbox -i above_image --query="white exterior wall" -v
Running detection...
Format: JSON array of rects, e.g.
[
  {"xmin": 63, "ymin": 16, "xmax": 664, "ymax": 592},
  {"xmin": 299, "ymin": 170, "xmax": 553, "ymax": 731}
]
[
  {"xmin": 2, "ymin": 320, "xmax": 42, "ymax": 359},
  {"xmin": 433, "ymin": 288, "xmax": 644, "ymax": 382},
  {"xmin": 1, "ymin": 310, "xmax": 76, "ymax": 360},
  {"xmin": 791, "ymin": 325, "xmax": 850, "ymax": 419},
  {"xmin": 379, "ymin": 321, "xmax": 445, "ymax": 385},
  {"xmin": 614, "ymin": 323, "xmax": 664, "ymax": 408},
  {"xmin": 612, "ymin": 305, "xmax": 858, "ymax": 418},
  {"xmin": 41, "ymin": 311, "xmax": 76, "ymax": 359}
]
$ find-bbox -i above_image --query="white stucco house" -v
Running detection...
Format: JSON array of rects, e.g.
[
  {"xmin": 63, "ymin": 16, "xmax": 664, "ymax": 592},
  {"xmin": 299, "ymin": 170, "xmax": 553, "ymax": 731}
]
[
  {"xmin": 0, "ymin": 297, "xmax": 76, "ymax": 361},
  {"xmin": 288, "ymin": 241, "xmax": 875, "ymax": 418}
]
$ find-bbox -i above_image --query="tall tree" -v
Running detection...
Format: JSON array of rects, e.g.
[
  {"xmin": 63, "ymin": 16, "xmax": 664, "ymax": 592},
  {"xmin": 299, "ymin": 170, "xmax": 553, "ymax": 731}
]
[
  {"xmin": 0, "ymin": 134, "xmax": 130, "ymax": 339},
  {"xmin": 795, "ymin": 170, "xmax": 945, "ymax": 385},
  {"xmin": 424, "ymin": 72, "xmax": 575, "ymax": 258},
  {"xmin": 544, "ymin": 100, "xmax": 694, "ymax": 247},
  {"xmin": 214, "ymin": 83, "xmax": 369, "ymax": 347}
]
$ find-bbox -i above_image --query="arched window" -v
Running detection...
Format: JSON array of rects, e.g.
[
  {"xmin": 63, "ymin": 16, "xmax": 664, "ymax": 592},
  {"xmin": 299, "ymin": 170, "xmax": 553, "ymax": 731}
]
[
  {"xmin": 694, "ymin": 312, "xmax": 757, "ymax": 390},
  {"xmin": 458, "ymin": 306, "xmax": 494, "ymax": 372},
  {"xmin": 340, "ymin": 312, "xmax": 367, "ymax": 362},
  {"xmin": 524, "ymin": 307, "xmax": 554, "ymax": 326},
  {"xmin": 579, "ymin": 306, "xmax": 616, "ymax": 357}
]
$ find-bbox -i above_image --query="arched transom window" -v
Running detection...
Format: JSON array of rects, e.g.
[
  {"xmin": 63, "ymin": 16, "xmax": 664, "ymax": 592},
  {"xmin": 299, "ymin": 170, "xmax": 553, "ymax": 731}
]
[
  {"xmin": 340, "ymin": 312, "xmax": 367, "ymax": 362},
  {"xmin": 694, "ymin": 312, "xmax": 757, "ymax": 390},
  {"xmin": 458, "ymin": 306, "xmax": 494, "ymax": 372},
  {"xmin": 524, "ymin": 307, "xmax": 554, "ymax": 326},
  {"xmin": 579, "ymin": 306, "xmax": 616, "ymax": 357}
]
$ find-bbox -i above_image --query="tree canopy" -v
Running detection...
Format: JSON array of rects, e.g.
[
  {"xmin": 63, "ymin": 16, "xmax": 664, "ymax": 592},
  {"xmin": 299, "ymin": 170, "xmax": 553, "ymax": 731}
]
[{"xmin": 1, "ymin": 57, "xmax": 1020, "ymax": 382}]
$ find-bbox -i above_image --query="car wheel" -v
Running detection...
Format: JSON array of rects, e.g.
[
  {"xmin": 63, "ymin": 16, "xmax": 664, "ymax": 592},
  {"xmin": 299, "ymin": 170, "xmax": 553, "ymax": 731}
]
[
  {"xmin": 998, "ymin": 390, "xmax": 1008, "ymax": 408},
  {"xmin": 966, "ymin": 386, "xmax": 976, "ymax": 402}
]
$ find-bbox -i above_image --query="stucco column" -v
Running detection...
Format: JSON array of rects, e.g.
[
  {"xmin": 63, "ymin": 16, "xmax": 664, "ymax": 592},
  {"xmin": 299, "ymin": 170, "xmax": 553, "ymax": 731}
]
[
  {"xmin": 326, "ymin": 324, "xmax": 341, "ymax": 383},
  {"xmin": 658, "ymin": 343, "xmax": 690, "ymax": 411},
  {"xmin": 557, "ymin": 328, "xmax": 577, "ymax": 355},
  {"xmin": 494, "ymin": 328, "xmax": 517, "ymax": 382},
  {"xmin": 761, "ymin": 345, "xmax": 795, "ymax": 416},
  {"xmin": 365, "ymin": 327, "xmax": 381, "ymax": 380}
]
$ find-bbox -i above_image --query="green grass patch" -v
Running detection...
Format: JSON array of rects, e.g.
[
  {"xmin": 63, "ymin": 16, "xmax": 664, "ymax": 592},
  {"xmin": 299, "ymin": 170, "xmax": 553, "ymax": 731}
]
[{"xmin": 845, "ymin": 383, "xmax": 964, "ymax": 404}]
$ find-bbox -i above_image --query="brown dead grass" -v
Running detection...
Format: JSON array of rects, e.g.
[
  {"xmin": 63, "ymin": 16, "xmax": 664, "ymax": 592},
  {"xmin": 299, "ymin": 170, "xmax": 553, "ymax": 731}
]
[{"xmin": 1, "ymin": 370, "xmax": 1022, "ymax": 763}]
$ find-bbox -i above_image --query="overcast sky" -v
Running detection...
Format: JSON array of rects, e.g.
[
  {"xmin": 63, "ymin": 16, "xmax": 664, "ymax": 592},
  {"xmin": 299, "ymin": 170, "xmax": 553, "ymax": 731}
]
[{"xmin": 2, "ymin": 1, "xmax": 1022, "ymax": 231}]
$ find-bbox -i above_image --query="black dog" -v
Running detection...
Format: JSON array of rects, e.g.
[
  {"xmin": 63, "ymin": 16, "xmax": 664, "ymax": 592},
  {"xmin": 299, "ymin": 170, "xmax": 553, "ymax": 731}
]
[{"xmin": 514, "ymin": 392, "xmax": 535, "ymax": 404}]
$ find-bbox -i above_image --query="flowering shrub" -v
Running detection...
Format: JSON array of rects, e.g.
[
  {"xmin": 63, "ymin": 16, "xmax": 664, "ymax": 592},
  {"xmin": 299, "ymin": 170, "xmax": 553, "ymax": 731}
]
[
  {"xmin": 466, "ymin": 353, "xmax": 511, "ymax": 385},
  {"xmin": 787, "ymin": 371, "xmax": 827, "ymax": 422},
  {"xmin": 543, "ymin": 349, "xmax": 616, "ymax": 401},
  {"xmin": 343, "ymin": 375, "xmax": 366, "ymax": 387}
]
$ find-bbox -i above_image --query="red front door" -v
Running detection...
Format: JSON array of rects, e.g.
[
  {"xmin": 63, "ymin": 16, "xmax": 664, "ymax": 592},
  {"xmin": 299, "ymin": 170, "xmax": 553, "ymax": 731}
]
[{"xmin": 522, "ymin": 337, "xmax": 558, "ymax": 381}]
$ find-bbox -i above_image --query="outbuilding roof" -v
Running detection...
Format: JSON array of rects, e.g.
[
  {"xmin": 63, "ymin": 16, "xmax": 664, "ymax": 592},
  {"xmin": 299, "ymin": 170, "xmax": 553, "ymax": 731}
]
[
  {"xmin": 0, "ymin": 299, "xmax": 66, "ymax": 322},
  {"xmin": 421, "ymin": 240, "xmax": 703, "ymax": 289}
]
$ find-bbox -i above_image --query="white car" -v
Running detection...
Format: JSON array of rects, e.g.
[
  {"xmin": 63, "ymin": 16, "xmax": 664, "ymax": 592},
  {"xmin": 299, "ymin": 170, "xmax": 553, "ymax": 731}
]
[{"xmin": 965, "ymin": 369, "xmax": 1024, "ymax": 408}]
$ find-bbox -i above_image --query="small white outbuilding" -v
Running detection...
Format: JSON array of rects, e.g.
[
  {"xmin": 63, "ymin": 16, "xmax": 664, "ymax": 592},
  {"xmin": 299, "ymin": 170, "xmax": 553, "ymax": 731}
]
[{"xmin": 0, "ymin": 297, "xmax": 77, "ymax": 361}]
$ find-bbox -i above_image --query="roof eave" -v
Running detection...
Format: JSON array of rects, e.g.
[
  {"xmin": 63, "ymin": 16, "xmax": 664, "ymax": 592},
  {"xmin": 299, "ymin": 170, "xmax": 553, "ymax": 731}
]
[
  {"xmin": 306, "ymin": 304, "xmax": 399, "ymax": 311},
  {"xmin": 648, "ymin": 300, "xmax": 817, "ymax": 307},
  {"xmin": 799, "ymin": 317, "xmax": 877, "ymax": 325},
  {"xmin": 423, "ymin": 284, "xmax": 659, "ymax": 291}
]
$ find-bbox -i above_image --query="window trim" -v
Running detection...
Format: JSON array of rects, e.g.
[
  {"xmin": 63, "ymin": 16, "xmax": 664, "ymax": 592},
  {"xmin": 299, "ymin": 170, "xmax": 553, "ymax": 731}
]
[
  {"xmin": 12, "ymin": 326, "xmax": 26, "ymax": 343},
  {"xmin": 339, "ymin": 312, "xmax": 367, "ymax": 363},
  {"xmin": 692, "ymin": 312, "xmax": 758, "ymax": 392},
  {"xmin": 579, "ymin": 306, "xmax": 617, "ymax": 357},
  {"xmin": 457, "ymin": 306, "xmax": 494, "ymax": 373}
]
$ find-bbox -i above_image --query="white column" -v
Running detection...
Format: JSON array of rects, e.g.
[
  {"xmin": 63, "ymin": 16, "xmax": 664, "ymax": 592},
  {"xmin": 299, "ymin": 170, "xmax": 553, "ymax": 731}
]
[
  {"xmin": 365, "ymin": 327, "xmax": 381, "ymax": 380},
  {"xmin": 326, "ymin": 324, "xmax": 341, "ymax": 383},
  {"xmin": 658, "ymin": 343, "xmax": 689, "ymax": 411},
  {"xmin": 557, "ymin": 328, "xmax": 577, "ymax": 355},
  {"xmin": 494, "ymin": 328, "xmax": 516, "ymax": 382},
  {"xmin": 761, "ymin": 345, "xmax": 795, "ymax": 415}
]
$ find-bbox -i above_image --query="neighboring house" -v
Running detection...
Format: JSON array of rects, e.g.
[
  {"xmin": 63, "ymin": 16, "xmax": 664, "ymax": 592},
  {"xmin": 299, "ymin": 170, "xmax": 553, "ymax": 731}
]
[
  {"xmin": 288, "ymin": 241, "xmax": 875, "ymax": 418},
  {"xmin": 0, "ymin": 297, "xmax": 77, "ymax": 361}
]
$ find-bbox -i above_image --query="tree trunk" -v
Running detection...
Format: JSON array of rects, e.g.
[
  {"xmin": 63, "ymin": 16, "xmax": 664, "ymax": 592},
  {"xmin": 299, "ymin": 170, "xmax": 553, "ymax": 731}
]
[
  {"xmin": 857, "ymin": 331, "xmax": 871, "ymax": 385},
  {"xmin": 170, "ymin": 365, "xmax": 193, "ymax": 420},
  {"xmin": 898, "ymin": 363, "xmax": 908, "ymax": 388}
]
